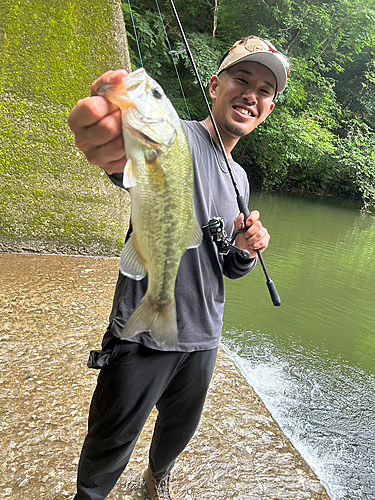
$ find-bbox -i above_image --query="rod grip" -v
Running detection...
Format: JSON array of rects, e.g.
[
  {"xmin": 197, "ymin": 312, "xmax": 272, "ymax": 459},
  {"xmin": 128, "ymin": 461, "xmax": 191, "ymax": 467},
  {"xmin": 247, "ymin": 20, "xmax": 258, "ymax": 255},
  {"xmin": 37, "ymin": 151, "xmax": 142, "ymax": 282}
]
[
  {"xmin": 237, "ymin": 195, "xmax": 281, "ymax": 307},
  {"xmin": 237, "ymin": 195, "xmax": 250, "ymax": 219},
  {"xmin": 267, "ymin": 279, "xmax": 282, "ymax": 307}
]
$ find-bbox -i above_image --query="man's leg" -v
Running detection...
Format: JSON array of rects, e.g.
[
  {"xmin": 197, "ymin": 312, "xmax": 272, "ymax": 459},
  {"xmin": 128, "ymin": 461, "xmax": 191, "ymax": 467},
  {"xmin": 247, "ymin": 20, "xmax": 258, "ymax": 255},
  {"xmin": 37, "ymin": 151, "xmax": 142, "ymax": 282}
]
[
  {"xmin": 148, "ymin": 347, "xmax": 218, "ymax": 479},
  {"xmin": 75, "ymin": 340, "xmax": 189, "ymax": 500}
]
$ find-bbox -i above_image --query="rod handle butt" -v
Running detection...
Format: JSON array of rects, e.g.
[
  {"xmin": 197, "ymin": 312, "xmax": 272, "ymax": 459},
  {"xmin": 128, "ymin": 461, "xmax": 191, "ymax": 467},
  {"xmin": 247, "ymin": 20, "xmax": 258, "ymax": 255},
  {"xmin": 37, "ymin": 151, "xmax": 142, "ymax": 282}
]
[{"xmin": 267, "ymin": 280, "xmax": 281, "ymax": 307}]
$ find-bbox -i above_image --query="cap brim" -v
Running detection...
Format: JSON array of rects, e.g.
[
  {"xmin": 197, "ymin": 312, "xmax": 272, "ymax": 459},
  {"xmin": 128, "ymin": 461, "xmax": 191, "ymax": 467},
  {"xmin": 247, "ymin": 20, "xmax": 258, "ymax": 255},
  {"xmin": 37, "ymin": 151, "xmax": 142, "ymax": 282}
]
[{"xmin": 218, "ymin": 50, "xmax": 287, "ymax": 94}]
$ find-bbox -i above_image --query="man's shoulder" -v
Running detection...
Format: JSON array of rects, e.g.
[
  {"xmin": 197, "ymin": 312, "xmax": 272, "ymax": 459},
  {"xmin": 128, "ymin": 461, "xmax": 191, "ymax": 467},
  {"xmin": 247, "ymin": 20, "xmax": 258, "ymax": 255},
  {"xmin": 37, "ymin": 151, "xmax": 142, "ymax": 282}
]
[
  {"xmin": 182, "ymin": 119, "xmax": 199, "ymax": 135},
  {"xmin": 181, "ymin": 120, "xmax": 209, "ymax": 147},
  {"xmin": 182, "ymin": 120, "xmax": 211, "ymax": 153},
  {"xmin": 181, "ymin": 119, "xmax": 196, "ymax": 127}
]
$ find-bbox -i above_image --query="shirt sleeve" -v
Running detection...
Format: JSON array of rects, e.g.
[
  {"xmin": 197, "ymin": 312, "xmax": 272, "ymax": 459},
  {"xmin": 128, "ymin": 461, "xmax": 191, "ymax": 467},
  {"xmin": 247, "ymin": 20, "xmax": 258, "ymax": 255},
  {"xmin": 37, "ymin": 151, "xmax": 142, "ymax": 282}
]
[
  {"xmin": 223, "ymin": 251, "xmax": 257, "ymax": 279},
  {"xmin": 107, "ymin": 172, "xmax": 125, "ymax": 188}
]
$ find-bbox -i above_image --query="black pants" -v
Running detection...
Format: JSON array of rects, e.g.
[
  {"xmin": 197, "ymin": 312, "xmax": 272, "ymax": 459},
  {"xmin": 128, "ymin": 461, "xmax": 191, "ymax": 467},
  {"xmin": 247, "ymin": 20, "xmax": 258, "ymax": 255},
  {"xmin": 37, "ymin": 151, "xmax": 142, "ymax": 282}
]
[{"xmin": 74, "ymin": 338, "xmax": 218, "ymax": 500}]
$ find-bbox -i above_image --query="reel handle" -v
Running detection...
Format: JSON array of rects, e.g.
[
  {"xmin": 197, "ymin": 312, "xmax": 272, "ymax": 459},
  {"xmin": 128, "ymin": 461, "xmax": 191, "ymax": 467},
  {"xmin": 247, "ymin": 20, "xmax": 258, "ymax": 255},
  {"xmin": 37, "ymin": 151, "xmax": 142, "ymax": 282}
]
[{"xmin": 237, "ymin": 195, "xmax": 281, "ymax": 307}]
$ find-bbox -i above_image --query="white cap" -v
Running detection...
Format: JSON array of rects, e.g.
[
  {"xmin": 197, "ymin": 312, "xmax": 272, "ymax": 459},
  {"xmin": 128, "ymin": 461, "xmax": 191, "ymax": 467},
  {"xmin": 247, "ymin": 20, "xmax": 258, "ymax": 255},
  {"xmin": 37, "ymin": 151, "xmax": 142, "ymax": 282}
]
[{"xmin": 217, "ymin": 37, "xmax": 291, "ymax": 95}]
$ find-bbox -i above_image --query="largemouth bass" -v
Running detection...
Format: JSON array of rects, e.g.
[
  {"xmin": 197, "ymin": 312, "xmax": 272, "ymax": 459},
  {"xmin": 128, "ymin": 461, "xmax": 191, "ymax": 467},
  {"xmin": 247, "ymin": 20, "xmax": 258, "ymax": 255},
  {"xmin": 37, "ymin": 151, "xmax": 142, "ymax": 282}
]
[{"xmin": 98, "ymin": 68, "xmax": 202, "ymax": 349}]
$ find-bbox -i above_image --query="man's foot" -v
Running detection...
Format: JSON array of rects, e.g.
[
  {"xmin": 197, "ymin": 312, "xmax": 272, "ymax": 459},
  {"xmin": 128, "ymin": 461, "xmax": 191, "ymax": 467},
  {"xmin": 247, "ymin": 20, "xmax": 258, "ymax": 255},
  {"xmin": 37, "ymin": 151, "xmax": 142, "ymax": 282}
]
[{"xmin": 144, "ymin": 466, "xmax": 177, "ymax": 500}]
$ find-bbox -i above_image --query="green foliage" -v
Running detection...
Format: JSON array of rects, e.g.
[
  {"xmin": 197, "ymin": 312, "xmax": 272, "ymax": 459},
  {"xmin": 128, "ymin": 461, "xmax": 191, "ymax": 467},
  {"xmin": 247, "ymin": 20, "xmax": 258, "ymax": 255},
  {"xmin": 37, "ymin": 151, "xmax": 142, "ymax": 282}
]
[
  {"xmin": 335, "ymin": 122, "xmax": 375, "ymax": 211},
  {"xmin": 120, "ymin": 0, "xmax": 375, "ymax": 212},
  {"xmin": 122, "ymin": 2, "xmax": 224, "ymax": 119},
  {"xmin": 175, "ymin": 32, "xmax": 225, "ymax": 88},
  {"xmin": 234, "ymin": 107, "xmax": 337, "ymax": 191}
]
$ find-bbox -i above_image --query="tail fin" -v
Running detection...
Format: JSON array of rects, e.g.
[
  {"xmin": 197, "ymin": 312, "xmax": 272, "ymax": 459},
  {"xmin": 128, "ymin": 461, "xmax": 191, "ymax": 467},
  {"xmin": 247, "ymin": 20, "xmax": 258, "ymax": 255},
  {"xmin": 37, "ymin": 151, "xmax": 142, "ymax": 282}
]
[{"xmin": 120, "ymin": 298, "xmax": 178, "ymax": 350}]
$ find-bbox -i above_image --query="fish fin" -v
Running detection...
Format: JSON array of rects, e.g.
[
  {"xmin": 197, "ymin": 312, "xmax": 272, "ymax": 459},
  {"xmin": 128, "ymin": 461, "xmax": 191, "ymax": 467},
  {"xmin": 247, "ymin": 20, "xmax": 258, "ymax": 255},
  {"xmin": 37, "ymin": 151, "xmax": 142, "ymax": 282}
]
[
  {"xmin": 119, "ymin": 234, "xmax": 147, "ymax": 280},
  {"xmin": 122, "ymin": 158, "xmax": 137, "ymax": 188},
  {"xmin": 121, "ymin": 298, "xmax": 178, "ymax": 350},
  {"xmin": 145, "ymin": 149, "xmax": 158, "ymax": 162},
  {"xmin": 146, "ymin": 156, "xmax": 167, "ymax": 175},
  {"xmin": 187, "ymin": 218, "xmax": 203, "ymax": 249}
]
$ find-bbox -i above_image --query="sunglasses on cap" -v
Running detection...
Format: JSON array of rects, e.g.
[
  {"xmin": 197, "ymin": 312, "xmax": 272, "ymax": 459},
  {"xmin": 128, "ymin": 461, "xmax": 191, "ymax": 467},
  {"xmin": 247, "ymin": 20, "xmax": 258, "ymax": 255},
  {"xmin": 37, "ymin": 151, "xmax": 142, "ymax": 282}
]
[{"xmin": 229, "ymin": 36, "xmax": 291, "ymax": 76}]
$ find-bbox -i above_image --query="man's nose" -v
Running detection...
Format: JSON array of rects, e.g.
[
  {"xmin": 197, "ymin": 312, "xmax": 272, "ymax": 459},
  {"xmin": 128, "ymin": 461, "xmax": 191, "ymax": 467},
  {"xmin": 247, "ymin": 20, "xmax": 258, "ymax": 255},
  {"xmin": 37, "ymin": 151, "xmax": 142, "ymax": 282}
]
[{"xmin": 242, "ymin": 88, "xmax": 257, "ymax": 104}]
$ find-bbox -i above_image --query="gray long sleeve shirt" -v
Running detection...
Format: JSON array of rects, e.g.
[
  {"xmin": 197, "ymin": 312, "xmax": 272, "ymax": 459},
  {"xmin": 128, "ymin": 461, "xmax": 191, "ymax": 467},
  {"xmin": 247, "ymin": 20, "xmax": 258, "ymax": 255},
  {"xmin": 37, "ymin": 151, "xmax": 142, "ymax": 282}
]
[{"xmin": 106, "ymin": 120, "xmax": 257, "ymax": 351}]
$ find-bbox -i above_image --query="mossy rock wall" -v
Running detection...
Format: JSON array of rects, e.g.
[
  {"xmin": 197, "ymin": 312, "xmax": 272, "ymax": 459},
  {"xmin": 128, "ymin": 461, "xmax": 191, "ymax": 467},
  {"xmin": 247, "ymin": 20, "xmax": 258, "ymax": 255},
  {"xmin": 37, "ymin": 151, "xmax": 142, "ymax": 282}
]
[{"xmin": 0, "ymin": 0, "xmax": 130, "ymax": 255}]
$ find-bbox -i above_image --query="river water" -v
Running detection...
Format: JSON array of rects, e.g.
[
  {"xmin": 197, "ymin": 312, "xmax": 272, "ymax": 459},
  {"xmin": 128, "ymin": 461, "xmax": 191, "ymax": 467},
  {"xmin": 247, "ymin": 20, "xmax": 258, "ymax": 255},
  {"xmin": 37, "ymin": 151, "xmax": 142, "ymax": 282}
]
[{"xmin": 222, "ymin": 192, "xmax": 375, "ymax": 499}]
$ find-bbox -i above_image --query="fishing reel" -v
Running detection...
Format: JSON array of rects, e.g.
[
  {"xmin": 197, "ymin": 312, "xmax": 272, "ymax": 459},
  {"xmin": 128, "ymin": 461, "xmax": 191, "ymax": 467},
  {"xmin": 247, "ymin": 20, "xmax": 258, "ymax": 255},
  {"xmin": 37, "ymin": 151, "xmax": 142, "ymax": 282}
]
[{"xmin": 204, "ymin": 217, "xmax": 251, "ymax": 260}]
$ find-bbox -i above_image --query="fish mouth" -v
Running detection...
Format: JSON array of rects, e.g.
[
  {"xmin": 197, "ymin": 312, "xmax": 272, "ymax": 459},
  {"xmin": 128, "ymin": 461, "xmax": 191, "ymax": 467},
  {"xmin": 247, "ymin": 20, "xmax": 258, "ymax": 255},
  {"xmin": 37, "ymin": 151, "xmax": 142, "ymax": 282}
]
[
  {"xmin": 126, "ymin": 123, "xmax": 176, "ymax": 152},
  {"xmin": 97, "ymin": 84, "xmax": 164, "ymax": 127},
  {"xmin": 130, "ymin": 127, "xmax": 162, "ymax": 148},
  {"xmin": 126, "ymin": 106, "xmax": 165, "ymax": 127},
  {"xmin": 97, "ymin": 76, "xmax": 146, "ymax": 109}
]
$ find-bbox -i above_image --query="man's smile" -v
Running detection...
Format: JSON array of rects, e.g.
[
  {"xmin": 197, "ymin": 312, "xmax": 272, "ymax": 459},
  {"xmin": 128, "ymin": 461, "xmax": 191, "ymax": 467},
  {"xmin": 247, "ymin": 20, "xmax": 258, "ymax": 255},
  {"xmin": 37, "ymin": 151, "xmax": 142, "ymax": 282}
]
[{"xmin": 233, "ymin": 104, "xmax": 256, "ymax": 118}]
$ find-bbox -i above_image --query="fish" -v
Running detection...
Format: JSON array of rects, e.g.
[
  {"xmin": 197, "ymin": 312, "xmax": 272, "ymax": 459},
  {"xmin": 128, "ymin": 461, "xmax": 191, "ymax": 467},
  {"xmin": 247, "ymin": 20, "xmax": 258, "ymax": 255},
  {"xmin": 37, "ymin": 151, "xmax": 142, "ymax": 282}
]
[{"xmin": 97, "ymin": 68, "xmax": 202, "ymax": 349}]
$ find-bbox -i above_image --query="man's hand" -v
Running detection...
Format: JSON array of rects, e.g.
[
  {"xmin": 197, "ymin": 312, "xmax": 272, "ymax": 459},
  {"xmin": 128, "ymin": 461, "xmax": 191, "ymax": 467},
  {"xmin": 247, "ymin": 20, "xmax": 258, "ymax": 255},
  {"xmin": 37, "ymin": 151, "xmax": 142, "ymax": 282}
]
[
  {"xmin": 234, "ymin": 211, "xmax": 270, "ymax": 259},
  {"xmin": 67, "ymin": 70, "xmax": 128, "ymax": 174}
]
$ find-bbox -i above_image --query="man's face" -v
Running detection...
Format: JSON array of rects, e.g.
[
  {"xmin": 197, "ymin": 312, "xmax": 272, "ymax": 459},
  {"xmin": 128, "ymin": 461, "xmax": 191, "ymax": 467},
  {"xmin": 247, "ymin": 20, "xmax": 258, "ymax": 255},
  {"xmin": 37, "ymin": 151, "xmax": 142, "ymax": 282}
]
[{"xmin": 210, "ymin": 61, "xmax": 276, "ymax": 140}]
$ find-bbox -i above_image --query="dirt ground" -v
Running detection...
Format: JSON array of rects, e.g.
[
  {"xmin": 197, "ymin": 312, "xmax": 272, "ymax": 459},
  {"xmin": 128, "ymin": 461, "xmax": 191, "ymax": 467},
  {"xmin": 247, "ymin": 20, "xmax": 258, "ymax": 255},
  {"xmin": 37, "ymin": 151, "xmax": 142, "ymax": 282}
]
[{"xmin": 0, "ymin": 253, "xmax": 330, "ymax": 499}]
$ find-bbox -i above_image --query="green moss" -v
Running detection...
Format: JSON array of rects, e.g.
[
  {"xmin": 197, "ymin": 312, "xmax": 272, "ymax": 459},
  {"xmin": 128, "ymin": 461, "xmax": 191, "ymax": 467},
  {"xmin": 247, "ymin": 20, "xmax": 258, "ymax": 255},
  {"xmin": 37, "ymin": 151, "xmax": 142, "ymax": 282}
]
[
  {"xmin": 0, "ymin": 0, "xmax": 131, "ymax": 255},
  {"xmin": 1, "ymin": 0, "xmax": 129, "ymax": 107}
]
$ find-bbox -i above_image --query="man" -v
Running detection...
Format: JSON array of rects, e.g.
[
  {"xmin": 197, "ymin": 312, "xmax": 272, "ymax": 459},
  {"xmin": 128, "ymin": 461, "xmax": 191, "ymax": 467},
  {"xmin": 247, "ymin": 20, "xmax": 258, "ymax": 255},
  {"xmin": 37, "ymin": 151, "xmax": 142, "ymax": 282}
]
[{"xmin": 68, "ymin": 36, "xmax": 290, "ymax": 500}]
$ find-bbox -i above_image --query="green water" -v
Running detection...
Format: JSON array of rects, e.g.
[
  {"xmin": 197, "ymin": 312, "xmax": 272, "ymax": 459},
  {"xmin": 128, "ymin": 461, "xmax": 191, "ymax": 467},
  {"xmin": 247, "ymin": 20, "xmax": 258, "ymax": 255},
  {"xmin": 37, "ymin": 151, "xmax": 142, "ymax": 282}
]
[
  {"xmin": 224, "ymin": 192, "xmax": 375, "ymax": 371},
  {"xmin": 222, "ymin": 192, "xmax": 375, "ymax": 499}
]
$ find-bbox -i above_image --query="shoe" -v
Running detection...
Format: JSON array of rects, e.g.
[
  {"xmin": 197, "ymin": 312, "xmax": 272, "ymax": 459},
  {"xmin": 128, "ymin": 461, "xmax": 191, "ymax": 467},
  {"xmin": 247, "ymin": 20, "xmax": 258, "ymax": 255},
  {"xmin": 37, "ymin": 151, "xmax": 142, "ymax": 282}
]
[{"xmin": 144, "ymin": 466, "xmax": 177, "ymax": 500}]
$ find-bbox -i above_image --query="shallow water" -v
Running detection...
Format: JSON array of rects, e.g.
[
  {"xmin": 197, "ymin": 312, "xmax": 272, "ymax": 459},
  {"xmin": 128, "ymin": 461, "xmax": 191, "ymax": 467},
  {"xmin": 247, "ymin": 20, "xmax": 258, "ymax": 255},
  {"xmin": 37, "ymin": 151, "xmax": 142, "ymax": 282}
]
[
  {"xmin": 0, "ymin": 253, "xmax": 328, "ymax": 499},
  {"xmin": 223, "ymin": 192, "xmax": 375, "ymax": 499}
]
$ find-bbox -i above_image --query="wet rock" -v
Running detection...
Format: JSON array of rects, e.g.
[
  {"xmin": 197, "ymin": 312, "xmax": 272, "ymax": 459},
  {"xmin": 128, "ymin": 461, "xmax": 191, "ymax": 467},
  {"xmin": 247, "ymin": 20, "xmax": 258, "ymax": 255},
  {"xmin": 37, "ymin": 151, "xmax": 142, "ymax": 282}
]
[{"xmin": 0, "ymin": 253, "xmax": 330, "ymax": 499}]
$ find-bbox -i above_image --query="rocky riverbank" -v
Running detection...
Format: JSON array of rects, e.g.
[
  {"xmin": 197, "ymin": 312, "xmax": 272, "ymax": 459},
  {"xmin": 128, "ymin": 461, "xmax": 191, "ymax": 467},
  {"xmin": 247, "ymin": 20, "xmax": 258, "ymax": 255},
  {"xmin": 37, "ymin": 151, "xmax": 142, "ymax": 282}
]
[{"xmin": 0, "ymin": 253, "xmax": 330, "ymax": 499}]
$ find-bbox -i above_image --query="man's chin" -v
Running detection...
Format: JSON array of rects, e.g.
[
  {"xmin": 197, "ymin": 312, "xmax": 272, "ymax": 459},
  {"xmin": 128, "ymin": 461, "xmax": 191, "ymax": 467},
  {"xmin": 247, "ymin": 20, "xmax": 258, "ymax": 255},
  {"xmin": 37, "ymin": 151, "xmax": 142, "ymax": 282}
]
[{"xmin": 224, "ymin": 121, "xmax": 252, "ymax": 138}]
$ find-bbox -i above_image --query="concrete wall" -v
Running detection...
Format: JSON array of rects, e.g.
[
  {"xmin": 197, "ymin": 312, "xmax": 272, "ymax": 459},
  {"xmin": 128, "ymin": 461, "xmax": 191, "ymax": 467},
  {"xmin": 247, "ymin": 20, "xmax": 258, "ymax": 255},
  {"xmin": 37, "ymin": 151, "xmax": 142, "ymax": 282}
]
[{"xmin": 0, "ymin": 0, "xmax": 130, "ymax": 255}]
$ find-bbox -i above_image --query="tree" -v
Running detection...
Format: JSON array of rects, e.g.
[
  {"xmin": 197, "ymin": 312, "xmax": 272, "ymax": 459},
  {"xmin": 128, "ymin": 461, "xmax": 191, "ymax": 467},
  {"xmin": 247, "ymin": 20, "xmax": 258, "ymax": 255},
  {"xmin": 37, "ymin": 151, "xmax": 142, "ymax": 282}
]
[{"xmin": 121, "ymin": 0, "xmax": 375, "ymax": 210}]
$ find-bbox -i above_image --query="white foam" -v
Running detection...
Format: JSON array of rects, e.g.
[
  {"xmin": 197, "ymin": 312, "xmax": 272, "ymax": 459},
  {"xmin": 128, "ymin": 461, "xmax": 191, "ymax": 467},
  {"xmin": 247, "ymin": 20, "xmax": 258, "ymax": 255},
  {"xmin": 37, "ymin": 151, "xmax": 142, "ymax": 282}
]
[{"xmin": 222, "ymin": 333, "xmax": 375, "ymax": 499}]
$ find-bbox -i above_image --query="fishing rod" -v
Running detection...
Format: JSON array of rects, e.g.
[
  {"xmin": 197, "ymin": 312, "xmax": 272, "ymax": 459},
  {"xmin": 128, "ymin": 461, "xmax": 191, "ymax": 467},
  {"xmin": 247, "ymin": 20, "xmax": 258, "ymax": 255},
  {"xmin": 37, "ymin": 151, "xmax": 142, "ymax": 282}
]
[{"xmin": 169, "ymin": 0, "xmax": 281, "ymax": 307}]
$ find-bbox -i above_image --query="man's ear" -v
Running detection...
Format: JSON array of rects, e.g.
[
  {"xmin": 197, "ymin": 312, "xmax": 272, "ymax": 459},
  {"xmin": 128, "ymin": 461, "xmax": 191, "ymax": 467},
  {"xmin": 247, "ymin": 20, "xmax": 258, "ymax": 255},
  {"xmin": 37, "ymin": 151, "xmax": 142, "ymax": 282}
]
[
  {"xmin": 263, "ymin": 102, "xmax": 275, "ymax": 122},
  {"xmin": 209, "ymin": 75, "xmax": 219, "ymax": 101}
]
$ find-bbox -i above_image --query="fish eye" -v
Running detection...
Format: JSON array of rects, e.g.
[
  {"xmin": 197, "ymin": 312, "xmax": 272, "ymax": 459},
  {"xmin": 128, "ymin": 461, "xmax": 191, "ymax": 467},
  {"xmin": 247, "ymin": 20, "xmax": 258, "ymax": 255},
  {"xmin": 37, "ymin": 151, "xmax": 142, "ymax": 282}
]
[{"xmin": 152, "ymin": 88, "xmax": 163, "ymax": 100}]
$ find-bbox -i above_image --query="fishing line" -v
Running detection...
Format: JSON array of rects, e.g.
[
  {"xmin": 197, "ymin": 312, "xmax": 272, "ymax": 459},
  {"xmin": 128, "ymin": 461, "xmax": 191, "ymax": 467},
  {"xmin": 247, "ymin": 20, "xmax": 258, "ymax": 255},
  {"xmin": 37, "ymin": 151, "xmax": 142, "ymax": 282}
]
[
  {"xmin": 126, "ymin": 0, "xmax": 143, "ymax": 67},
  {"xmin": 125, "ymin": 0, "xmax": 219, "ymax": 216},
  {"xmin": 168, "ymin": 0, "xmax": 281, "ymax": 307},
  {"xmin": 126, "ymin": 0, "xmax": 191, "ymax": 118},
  {"xmin": 153, "ymin": 0, "xmax": 191, "ymax": 119}
]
